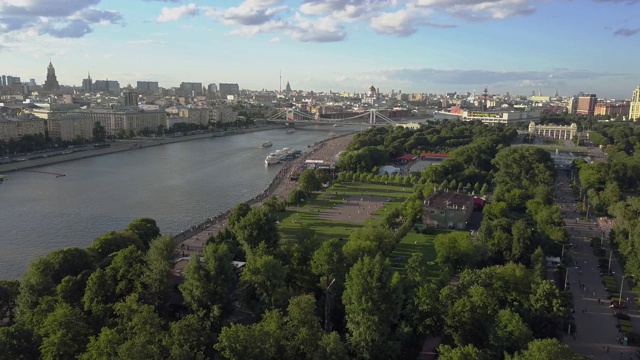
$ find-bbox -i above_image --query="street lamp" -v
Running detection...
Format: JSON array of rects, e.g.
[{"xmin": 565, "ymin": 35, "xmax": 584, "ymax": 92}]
[
  {"xmin": 564, "ymin": 267, "xmax": 570, "ymax": 292},
  {"xmin": 619, "ymin": 274, "xmax": 634, "ymax": 304}
]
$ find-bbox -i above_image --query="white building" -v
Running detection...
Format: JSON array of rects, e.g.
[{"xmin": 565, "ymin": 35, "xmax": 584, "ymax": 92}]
[{"xmin": 461, "ymin": 109, "xmax": 541, "ymax": 125}]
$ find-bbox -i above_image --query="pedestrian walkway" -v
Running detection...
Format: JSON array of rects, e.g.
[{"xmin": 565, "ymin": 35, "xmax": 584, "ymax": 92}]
[{"xmin": 556, "ymin": 170, "xmax": 639, "ymax": 359}]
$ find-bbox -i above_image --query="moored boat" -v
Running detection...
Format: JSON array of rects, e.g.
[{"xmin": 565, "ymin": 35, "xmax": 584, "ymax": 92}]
[{"xmin": 261, "ymin": 141, "xmax": 273, "ymax": 148}]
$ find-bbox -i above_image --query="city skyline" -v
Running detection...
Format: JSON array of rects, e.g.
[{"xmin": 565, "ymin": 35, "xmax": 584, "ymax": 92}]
[{"xmin": 1, "ymin": 0, "xmax": 640, "ymax": 98}]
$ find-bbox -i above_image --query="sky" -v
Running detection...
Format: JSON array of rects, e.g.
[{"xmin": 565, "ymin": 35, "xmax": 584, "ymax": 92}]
[{"xmin": 1, "ymin": 0, "xmax": 639, "ymax": 99}]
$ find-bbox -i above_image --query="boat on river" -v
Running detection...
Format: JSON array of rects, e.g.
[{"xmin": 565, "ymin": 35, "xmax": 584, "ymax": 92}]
[
  {"xmin": 261, "ymin": 141, "xmax": 273, "ymax": 148},
  {"xmin": 285, "ymin": 128, "xmax": 296, "ymax": 134},
  {"xmin": 265, "ymin": 147, "xmax": 297, "ymax": 165}
]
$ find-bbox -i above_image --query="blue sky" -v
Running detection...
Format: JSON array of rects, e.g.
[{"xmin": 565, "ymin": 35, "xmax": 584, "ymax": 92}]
[{"xmin": 1, "ymin": 0, "xmax": 639, "ymax": 98}]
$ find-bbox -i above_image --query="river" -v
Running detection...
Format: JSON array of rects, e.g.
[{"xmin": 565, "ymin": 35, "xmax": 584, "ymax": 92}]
[{"xmin": 0, "ymin": 126, "xmax": 355, "ymax": 279}]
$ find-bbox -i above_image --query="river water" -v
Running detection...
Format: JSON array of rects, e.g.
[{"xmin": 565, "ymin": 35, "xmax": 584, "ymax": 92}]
[{"xmin": 0, "ymin": 126, "xmax": 353, "ymax": 279}]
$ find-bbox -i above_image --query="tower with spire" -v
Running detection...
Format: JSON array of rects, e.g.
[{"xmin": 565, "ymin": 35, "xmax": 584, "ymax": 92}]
[
  {"xmin": 43, "ymin": 60, "xmax": 60, "ymax": 91},
  {"xmin": 285, "ymin": 81, "xmax": 292, "ymax": 95},
  {"xmin": 82, "ymin": 72, "xmax": 92, "ymax": 92}
]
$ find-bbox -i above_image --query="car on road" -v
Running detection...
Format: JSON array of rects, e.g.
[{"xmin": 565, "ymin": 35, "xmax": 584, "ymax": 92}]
[{"xmin": 610, "ymin": 300, "xmax": 628, "ymax": 309}]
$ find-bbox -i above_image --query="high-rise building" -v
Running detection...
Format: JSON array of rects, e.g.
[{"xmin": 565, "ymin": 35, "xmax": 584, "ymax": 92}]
[
  {"xmin": 207, "ymin": 83, "xmax": 217, "ymax": 96},
  {"xmin": 285, "ymin": 81, "xmax": 292, "ymax": 95},
  {"xmin": 180, "ymin": 82, "xmax": 203, "ymax": 96},
  {"xmin": 137, "ymin": 81, "xmax": 159, "ymax": 94},
  {"xmin": 576, "ymin": 94, "xmax": 597, "ymax": 115},
  {"xmin": 124, "ymin": 90, "xmax": 139, "ymax": 107},
  {"xmin": 0, "ymin": 75, "xmax": 5, "ymax": 87},
  {"xmin": 2, "ymin": 75, "xmax": 21, "ymax": 86},
  {"xmin": 43, "ymin": 61, "xmax": 60, "ymax": 91},
  {"xmin": 94, "ymin": 80, "xmax": 121, "ymax": 92},
  {"xmin": 82, "ymin": 72, "xmax": 92, "ymax": 92},
  {"xmin": 218, "ymin": 83, "xmax": 240, "ymax": 98},
  {"xmin": 630, "ymin": 85, "xmax": 640, "ymax": 121}
]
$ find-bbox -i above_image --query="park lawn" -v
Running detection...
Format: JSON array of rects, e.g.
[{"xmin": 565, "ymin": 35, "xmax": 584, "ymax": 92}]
[
  {"xmin": 278, "ymin": 182, "xmax": 411, "ymax": 244},
  {"xmin": 389, "ymin": 229, "xmax": 460, "ymax": 281}
]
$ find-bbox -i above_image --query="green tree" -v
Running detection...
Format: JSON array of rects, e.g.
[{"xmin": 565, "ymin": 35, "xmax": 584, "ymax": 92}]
[
  {"xmin": 234, "ymin": 207, "xmax": 280, "ymax": 253},
  {"xmin": 437, "ymin": 344, "xmax": 487, "ymax": 360},
  {"xmin": 0, "ymin": 324, "xmax": 39, "ymax": 360},
  {"xmin": 165, "ymin": 314, "xmax": 215, "ymax": 360},
  {"xmin": 215, "ymin": 309, "xmax": 286, "ymax": 360},
  {"xmin": 342, "ymin": 226, "xmax": 395, "ymax": 264},
  {"xmin": 93, "ymin": 122, "xmax": 107, "ymax": 142},
  {"xmin": 38, "ymin": 302, "xmax": 91, "ymax": 360},
  {"xmin": 179, "ymin": 242, "xmax": 236, "ymax": 321},
  {"xmin": 530, "ymin": 247, "xmax": 545, "ymax": 280},
  {"xmin": 241, "ymin": 254, "xmax": 288, "ymax": 309},
  {"xmin": 141, "ymin": 235, "xmax": 176, "ymax": 312},
  {"xmin": 285, "ymin": 294, "xmax": 323, "ymax": 359},
  {"xmin": 507, "ymin": 338, "xmax": 580, "ymax": 360},
  {"xmin": 299, "ymin": 168, "xmax": 322, "ymax": 193},
  {"xmin": 343, "ymin": 254, "xmax": 402, "ymax": 360},
  {"xmin": 0, "ymin": 280, "xmax": 20, "ymax": 324},
  {"xmin": 124, "ymin": 218, "xmax": 161, "ymax": 248},
  {"xmin": 228, "ymin": 203, "xmax": 252, "ymax": 229},
  {"xmin": 87, "ymin": 230, "xmax": 143, "ymax": 264},
  {"xmin": 482, "ymin": 201, "xmax": 509, "ymax": 221},
  {"xmin": 488, "ymin": 309, "xmax": 533, "ymax": 357},
  {"xmin": 313, "ymin": 332, "xmax": 349, "ymax": 360},
  {"xmin": 445, "ymin": 285, "xmax": 498, "ymax": 348},
  {"xmin": 16, "ymin": 247, "xmax": 94, "ymax": 324},
  {"xmin": 287, "ymin": 188, "xmax": 308, "ymax": 206},
  {"xmin": 311, "ymin": 238, "xmax": 345, "ymax": 332},
  {"xmin": 434, "ymin": 232, "xmax": 482, "ymax": 271},
  {"xmin": 82, "ymin": 295, "xmax": 168, "ymax": 360}
]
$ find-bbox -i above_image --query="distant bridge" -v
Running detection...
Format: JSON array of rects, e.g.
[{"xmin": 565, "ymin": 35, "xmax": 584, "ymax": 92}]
[{"xmin": 264, "ymin": 108, "xmax": 399, "ymax": 126}]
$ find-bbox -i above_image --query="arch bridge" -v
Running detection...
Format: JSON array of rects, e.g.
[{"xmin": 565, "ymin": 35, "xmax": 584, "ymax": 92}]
[{"xmin": 264, "ymin": 108, "xmax": 397, "ymax": 126}]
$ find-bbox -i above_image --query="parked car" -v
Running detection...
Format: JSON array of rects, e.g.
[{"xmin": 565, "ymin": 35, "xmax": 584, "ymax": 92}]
[{"xmin": 610, "ymin": 301, "xmax": 628, "ymax": 309}]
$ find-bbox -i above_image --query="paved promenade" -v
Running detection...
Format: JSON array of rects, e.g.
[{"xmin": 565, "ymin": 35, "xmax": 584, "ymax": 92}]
[
  {"xmin": 175, "ymin": 133, "xmax": 355, "ymax": 257},
  {"xmin": 557, "ymin": 170, "xmax": 639, "ymax": 359}
]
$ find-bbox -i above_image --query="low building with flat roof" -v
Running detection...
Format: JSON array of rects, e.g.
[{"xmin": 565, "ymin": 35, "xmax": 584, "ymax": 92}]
[{"xmin": 461, "ymin": 109, "xmax": 541, "ymax": 125}]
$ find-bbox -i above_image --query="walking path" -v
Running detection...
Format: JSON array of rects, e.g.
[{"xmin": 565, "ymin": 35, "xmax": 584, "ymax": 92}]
[
  {"xmin": 557, "ymin": 170, "xmax": 639, "ymax": 359},
  {"xmin": 175, "ymin": 132, "xmax": 355, "ymax": 257}
]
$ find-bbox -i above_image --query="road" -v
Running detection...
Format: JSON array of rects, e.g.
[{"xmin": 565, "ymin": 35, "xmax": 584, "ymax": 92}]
[{"xmin": 556, "ymin": 169, "xmax": 639, "ymax": 359}]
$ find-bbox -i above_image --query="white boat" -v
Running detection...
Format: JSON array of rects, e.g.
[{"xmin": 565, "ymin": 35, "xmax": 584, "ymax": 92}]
[
  {"xmin": 285, "ymin": 128, "xmax": 295, "ymax": 134},
  {"xmin": 333, "ymin": 123, "xmax": 342, "ymax": 127},
  {"xmin": 265, "ymin": 152, "xmax": 280, "ymax": 165},
  {"xmin": 261, "ymin": 141, "xmax": 273, "ymax": 148},
  {"xmin": 265, "ymin": 147, "xmax": 295, "ymax": 165}
]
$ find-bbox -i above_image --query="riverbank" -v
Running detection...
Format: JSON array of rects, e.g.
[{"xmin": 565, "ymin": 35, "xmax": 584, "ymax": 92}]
[
  {"xmin": 0, "ymin": 125, "xmax": 286, "ymax": 174},
  {"xmin": 174, "ymin": 132, "xmax": 356, "ymax": 256}
]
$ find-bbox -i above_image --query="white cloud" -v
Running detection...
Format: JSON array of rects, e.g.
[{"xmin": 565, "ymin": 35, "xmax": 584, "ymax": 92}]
[
  {"xmin": 370, "ymin": 8, "xmax": 419, "ymax": 36},
  {"xmin": 285, "ymin": 14, "xmax": 346, "ymax": 42},
  {"xmin": 127, "ymin": 39, "xmax": 166, "ymax": 46},
  {"xmin": 269, "ymin": 36, "xmax": 281, "ymax": 42},
  {"xmin": 0, "ymin": 0, "xmax": 123, "ymax": 39},
  {"xmin": 414, "ymin": 0, "xmax": 536, "ymax": 21},
  {"xmin": 156, "ymin": 3, "xmax": 199, "ymax": 23}
]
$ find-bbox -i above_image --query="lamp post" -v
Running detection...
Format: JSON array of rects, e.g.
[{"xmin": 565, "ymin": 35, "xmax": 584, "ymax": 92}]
[
  {"xmin": 564, "ymin": 267, "xmax": 570, "ymax": 292},
  {"xmin": 619, "ymin": 274, "xmax": 634, "ymax": 303}
]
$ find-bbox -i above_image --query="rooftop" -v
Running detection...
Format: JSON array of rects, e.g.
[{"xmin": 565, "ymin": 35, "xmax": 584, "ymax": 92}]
[{"xmin": 425, "ymin": 191, "xmax": 473, "ymax": 209}]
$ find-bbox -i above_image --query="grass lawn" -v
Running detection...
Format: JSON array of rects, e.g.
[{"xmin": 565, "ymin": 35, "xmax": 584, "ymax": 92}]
[
  {"xmin": 389, "ymin": 229, "xmax": 462, "ymax": 281},
  {"xmin": 277, "ymin": 182, "xmax": 412, "ymax": 244}
]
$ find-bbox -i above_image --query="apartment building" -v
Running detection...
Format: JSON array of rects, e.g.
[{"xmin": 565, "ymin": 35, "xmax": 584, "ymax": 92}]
[{"xmin": 0, "ymin": 118, "xmax": 46, "ymax": 142}]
